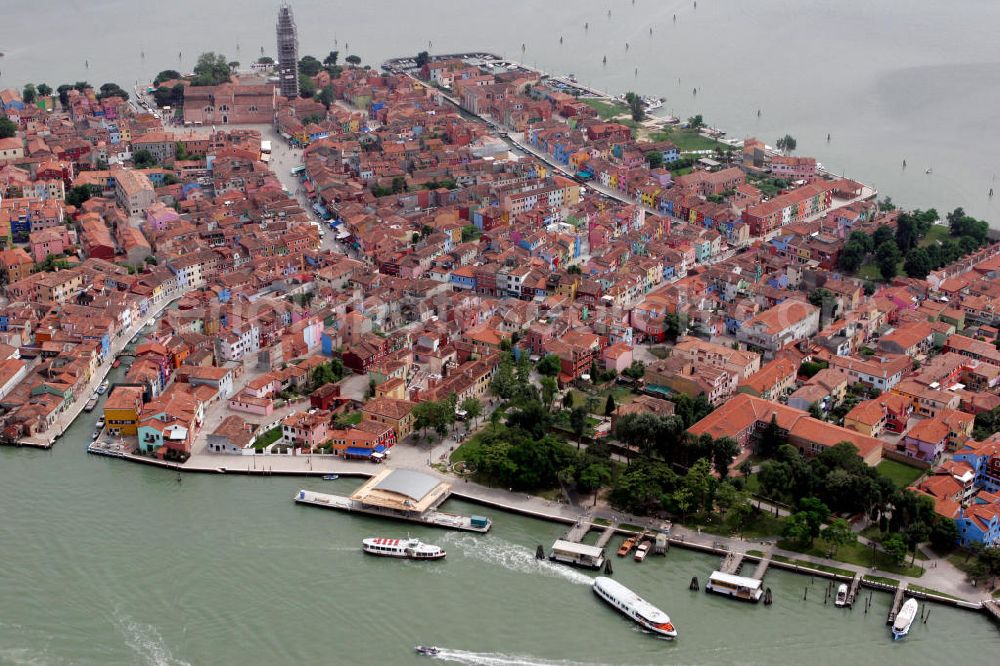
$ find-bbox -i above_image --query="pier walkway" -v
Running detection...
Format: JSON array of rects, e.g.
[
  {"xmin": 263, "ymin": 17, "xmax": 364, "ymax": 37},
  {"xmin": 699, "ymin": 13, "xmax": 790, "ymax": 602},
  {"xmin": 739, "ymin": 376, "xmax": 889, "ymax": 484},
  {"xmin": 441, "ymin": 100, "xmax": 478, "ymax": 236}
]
[
  {"xmin": 887, "ymin": 582, "xmax": 909, "ymax": 625},
  {"xmin": 594, "ymin": 522, "xmax": 618, "ymax": 549},
  {"xmin": 751, "ymin": 554, "xmax": 771, "ymax": 580},
  {"xmin": 720, "ymin": 551, "xmax": 745, "ymax": 575},
  {"xmin": 563, "ymin": 519, "xmax": 590, "ymax": 543},
  {"xmin": 847, "ymin": 572, "xmax": 863, "ymax": 607}
]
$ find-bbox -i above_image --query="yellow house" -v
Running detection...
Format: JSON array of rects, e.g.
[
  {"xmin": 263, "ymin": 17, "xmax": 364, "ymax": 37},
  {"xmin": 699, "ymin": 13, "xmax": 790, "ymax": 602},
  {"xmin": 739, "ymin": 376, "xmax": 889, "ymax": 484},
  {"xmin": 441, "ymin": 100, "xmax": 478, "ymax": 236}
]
[
  {"xmin": 362, "ymin": 396, "xmax": 416, "ymax": 441},
  {"xmin": 104, "ymin": 386, "xmax": 144, "ymax": 436}
]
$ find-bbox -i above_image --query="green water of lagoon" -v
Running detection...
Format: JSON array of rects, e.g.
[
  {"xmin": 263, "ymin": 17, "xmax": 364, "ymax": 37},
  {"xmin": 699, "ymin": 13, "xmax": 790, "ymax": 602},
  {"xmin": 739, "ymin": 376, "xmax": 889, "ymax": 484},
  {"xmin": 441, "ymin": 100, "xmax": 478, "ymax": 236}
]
[{"xmin": 1, "ymin": 378, "xmax": 998, "ymax": 665}]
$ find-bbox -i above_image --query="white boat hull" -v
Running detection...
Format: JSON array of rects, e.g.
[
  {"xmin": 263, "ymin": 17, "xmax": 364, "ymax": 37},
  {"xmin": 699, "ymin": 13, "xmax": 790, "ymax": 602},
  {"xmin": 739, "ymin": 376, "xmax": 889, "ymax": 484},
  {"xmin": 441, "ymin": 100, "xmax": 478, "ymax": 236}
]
[
  {"xmin": 892, "ymin": 599, "xmax": 918, "ymax": 640},
  {"xmin": 593, "ymin": 577, "xmax": 676, "ymax": 639}
]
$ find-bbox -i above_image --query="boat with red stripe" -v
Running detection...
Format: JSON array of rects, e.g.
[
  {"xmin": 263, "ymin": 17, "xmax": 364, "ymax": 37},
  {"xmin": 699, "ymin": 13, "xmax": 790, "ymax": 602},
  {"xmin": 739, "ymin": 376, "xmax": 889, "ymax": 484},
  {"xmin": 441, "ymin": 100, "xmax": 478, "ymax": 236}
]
[{"xmin": 362, "ymin": 537, "xmax": 446, "ymax": 560}]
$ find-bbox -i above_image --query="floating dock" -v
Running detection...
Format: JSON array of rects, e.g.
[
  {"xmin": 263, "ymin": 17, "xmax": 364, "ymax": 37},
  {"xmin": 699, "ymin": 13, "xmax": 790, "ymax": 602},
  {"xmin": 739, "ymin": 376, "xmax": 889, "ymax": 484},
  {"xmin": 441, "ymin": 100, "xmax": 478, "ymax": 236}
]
[
  {"xmin": 87, "ymin": 440, "xmax": 128, "ymax": 458},
  {"xmin": 594, "ymin": 523, "xmax": 618, "ymax": 549},
  {"xmin": 294, "ymin": 469, "xmax": 491, "ymax": 533},
  {"xmin": 720, "ymin": 551, "xmax": 745, "ymax": 575},
  {"xmin": 751, "ymin": 555, "xmax": 771, "ymax": 580}
]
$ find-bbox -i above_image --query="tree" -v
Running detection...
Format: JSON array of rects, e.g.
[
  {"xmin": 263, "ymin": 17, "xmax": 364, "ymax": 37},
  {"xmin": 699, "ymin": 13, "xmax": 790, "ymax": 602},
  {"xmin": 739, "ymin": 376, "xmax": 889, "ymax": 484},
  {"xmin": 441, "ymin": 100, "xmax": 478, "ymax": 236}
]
[
  {"xmin": 154, "ymin": 69, "xmax": 182, "ymax": 86},
  {"xmin": 663, "ymin": 312, "xmax": 687, "ymax": 342},
  {"xmin": 257, "ymin": 56, "xmax": 274, "ymax": 65},
  {"xmin": 132, "ymin": 149, "xmax": 155, "ymax": 168},
  {"xmin": 604, "ymin": 393, "xmax": 616, "ymax": 417},
  {"xmin": 323, "ymin": 51, "xmax": 340, "ymax": 67},
  {"xmin": 228, "ymin": 61, "xmax": 240, "ymax": 73},
  {"xmin": 808, "ymin": 287, "xmax": 838, "ymax": 324},
  {"xmin": 298, "ymin": 74, "xmax": 317, "ymax": 98},
  {"xmin": 345, "ymin": 55, "xmax": 362, "ymax": 66},
  {"xmin": 711, "ymin": 437, "xmax": 739, "ymax": 479},
  {"xmin": 22, "ymin": 84, "xmax": 36, "ymax": 104},
  {"xmin": 687, "ymin": 114, "xmax": 704, "ymax": 129},
  {"xmin": 623, "ymin": 360, "xmax": 645, "ymax": 380},
  {"xmin": 903, "ymin": 522, "xmax": 931, "ymax": 564},
  {"xmin": 882, "ymin": 532, "xmax": 908, "ymax": 566},
  {"xmin": 645, "ymin": 151, "xmax": 664, "ymax": 169},
  {"xmin": 192, "ymin": 52, "xmax": 232, "ymax": 86},
  {"xmin": 876, "ymin": 239, "xmax": 901, "ymax": 281},
  {"xmin": 459, "ymin": 397, "xmax": 482, "ymax": 426},
  {"xmin": 97, "ymin": 83, "xmax": 129, "ymax": 101},
  {"xmin": 298, "ymin": 55, "xmax": 322, "ymax": 76},
  {"xmin": 903, "ymin": 247, "xmax": 932, "ymax": 279},
  {"xmin": 415, "ymin": 51, "xmax": 430, "ymax": 68},
  {"xmin": 65, "ymin": 184, "xmax": 102, "ymax": 207},
  {"xmin": 758, "ymin": 460, "xmax": 792, "ymax": 502},
  {"xmin": 317, "ymin": 84, "xmax": 334, "ymax": 109},
  {"xmin": 872, "ymin": 225, "xmax": 894, "ymax": 248},
  {"xmin": 0, "ymin": 117, "xmax": 16, "ymax": 139},
  {"xmin": 36, "ymin": 83, "xmax": 52, "ymax": 98},
  {"xmin": 775, "ymin": 134, "xmax": 797, "ymax": 153},
  {"xmin": 570, "ymin": 406, "xmax": 589, "ymax": 449},
  {"xmin": 540, "ymin": 376, "xmax": 558, "ymax": 410},
  {"xmin": 783, "ymin": 512, "xmax": 815, "ymax": 546},
  {"xmin": 623, "ymin": 92, "xmax": 644, "ymax": 122},
  {"xmin": 56, "ymin": 84, "xmax": 73, "ymax": 108},
  {"xmin": 758, "ymin": 414, "xmax": 786, "ymax": 457},
  {"xmin": 821, "ymin": 518, "xmax": 855, "ymax": 556}
]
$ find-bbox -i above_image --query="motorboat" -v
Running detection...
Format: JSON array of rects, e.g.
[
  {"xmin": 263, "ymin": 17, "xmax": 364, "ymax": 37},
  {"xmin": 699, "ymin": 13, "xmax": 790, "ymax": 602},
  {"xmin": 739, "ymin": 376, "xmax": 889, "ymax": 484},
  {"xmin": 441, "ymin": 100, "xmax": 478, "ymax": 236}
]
[
  {"xmin": 363, "ymin": 537, "xmax": 446, "ymax": 560},
  {"xmin": 835, "ymin": 583, "xmax": 848, "ymax": 607},
  {"xmin": 322, "ymin": 474, "xmax": 339, "ymax": 480},
  {"xmin": 634, "ymin": 542, "xmax": 650, "ymax": 562},
  {"xmin": 592, "ymin": 577, "xmax": 677, "ymax": 638},
  {"xmin": 96, "ymin": 381, "xmax": 109, "ymax": 395},
  {"xmin": 91, "ymin": 431, "xmax": 100, "ymax": 440},
  {"xmin": 617, "ymin": 536, "xmax": 637, "ymax": 557},
  {"xmin": 95, "ymin": 417, "xmax": 106, "ymax": 429},
  {"xmin": 414, "ymin": 646, "xmax": 440, "ymax": 656},
  {"xmin": 892, "ymin": 598, "xmax": 918, "ymax": 640}
]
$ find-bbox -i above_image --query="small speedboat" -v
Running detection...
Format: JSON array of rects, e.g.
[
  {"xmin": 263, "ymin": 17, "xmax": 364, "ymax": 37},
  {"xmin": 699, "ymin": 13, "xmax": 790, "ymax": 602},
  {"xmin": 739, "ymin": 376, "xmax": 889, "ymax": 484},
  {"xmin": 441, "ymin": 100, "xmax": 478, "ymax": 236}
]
[
  {"xmin": 617, "ymin": 536, "xmax": 637, "ymax": 557},
  {"xmin": 91, "ymin": 431, "xmax": 100, "ymax": 440},
  {"xmin": 322, "ymin": 474, "xmax": 339, "ymax": 481},
  {"xmin": 96, "ymin": 381, "xmax": 109, "ymax": 395},
  {"xmin": 835, "ymin": 583, "xmax": 848, "ymax": 607},
  {"xmin": 415, "ymin": 646, "xmax": 440, "ymax": 656}
]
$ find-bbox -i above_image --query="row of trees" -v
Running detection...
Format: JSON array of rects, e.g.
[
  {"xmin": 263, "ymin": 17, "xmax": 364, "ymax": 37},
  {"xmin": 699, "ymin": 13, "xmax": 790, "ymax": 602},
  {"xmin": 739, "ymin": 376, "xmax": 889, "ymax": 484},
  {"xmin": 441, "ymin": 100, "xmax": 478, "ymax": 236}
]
[{"xmin": 838, "ymin": 208, "xmax": 991, "ymax": 281}]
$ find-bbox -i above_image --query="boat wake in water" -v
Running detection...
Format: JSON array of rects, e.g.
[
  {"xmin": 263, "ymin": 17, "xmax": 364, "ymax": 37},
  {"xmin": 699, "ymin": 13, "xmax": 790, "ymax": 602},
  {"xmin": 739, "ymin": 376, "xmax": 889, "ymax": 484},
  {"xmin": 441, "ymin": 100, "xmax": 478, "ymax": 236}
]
[
  {"xmin": 429, "ymin": 648, "xmax": 607, "ymax": 666},
  {"xmin": 443, "ymin": 534, "xmax": 592, "ymax": 585},
  {"xmin": 113, "ymin": 610, "xmax": 192, "ymax": 666}
]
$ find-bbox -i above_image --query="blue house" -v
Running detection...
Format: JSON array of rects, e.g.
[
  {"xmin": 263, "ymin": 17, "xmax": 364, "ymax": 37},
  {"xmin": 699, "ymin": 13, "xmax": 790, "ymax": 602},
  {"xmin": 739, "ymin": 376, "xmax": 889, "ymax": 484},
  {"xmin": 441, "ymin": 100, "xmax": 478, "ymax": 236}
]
[{"xmin": 956, "ymin": 497, "xmax": 1000, "ymax": 547}]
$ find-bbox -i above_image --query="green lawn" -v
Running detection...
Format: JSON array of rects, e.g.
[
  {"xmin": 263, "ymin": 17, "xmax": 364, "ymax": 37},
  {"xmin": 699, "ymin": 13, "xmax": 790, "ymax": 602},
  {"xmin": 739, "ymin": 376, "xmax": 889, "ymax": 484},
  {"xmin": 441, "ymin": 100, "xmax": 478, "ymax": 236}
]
[
  {"xmin": 580, "ymin": 98, "xmax": 629, "ymax": 120},
  {"xmin": 650, "ymin": 128, "xmax": 729, "ymax": 153},
  {"xmin": 450, "ymin": 427, "xmax": 492, "ymax": 463},
  {"xmin": 252, "ymin": 426, "xmax": 282, "ymax": 451},
  {"xmin": 857, "ymin": 263, "xmax": 882, "ymax": 282},
  {"xmin": 908, "ymin": 584, "xmax": 962, "ymax": 600},
  {"xmin": 864, "ymin": 574, "xmax": 901, "ymax": 587},
  {"xmin": 771, "ymin": 553, "xmax": 854, "ymax": 577},
  {"xmin": 688, "ymin": 508, "xmax": 784, "ymax": 540},
  {"xmin": 778, "ymin": 538, "xmax": 924, "ymax": 578},
  {"xmin": 877, "ymin": 459, "xmax": 925, "ymax": 488},
  {"xmin": 919, "ymin": 224, "xmax": 950, "ymax": 248}
]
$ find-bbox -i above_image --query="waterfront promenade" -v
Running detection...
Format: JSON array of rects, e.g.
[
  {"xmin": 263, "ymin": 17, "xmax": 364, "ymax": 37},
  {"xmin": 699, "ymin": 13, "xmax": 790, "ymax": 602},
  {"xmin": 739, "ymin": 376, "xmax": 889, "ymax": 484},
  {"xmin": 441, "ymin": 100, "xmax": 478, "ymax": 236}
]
[{"xmin": 130, "ymin": 439, "xmax": 991, "ymax": 608}]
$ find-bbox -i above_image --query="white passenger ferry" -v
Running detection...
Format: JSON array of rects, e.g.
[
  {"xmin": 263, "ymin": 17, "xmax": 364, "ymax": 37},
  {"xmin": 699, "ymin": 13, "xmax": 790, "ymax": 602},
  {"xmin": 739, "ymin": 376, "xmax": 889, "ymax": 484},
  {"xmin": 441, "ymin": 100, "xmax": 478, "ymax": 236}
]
[
  {"xmin": 362, "ymin": 537, "xmax": 446, "ymax": 560},
  {"xmin": 592, "ymin": 577, "xmax": 677, "ymax": 638}
]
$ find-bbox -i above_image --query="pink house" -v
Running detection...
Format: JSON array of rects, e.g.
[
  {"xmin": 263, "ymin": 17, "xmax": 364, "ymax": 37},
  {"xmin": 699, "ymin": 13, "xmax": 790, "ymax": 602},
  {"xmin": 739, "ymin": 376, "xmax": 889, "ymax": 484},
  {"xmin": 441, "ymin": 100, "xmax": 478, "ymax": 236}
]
[
  {"xmin": 144, "ymin": 202, "xmax": 181, "ymax": 233},
  {"xmin": 244, "ymin": 372, "xmax": 280, "ymax": 399},
  {"xmin": 281, "ymin": 410, "xmax": 331, "ymax": 450},
  {"xmin": 29, "ymin": 227, "xmax": 73, "ymax": 263},
  {"xmin": 228, "ymin": 392, "xmax": 274, "ymax": 416},
  {"xmin": 603, "ymin": 342, "xmax": 634, "ymax": 373}
]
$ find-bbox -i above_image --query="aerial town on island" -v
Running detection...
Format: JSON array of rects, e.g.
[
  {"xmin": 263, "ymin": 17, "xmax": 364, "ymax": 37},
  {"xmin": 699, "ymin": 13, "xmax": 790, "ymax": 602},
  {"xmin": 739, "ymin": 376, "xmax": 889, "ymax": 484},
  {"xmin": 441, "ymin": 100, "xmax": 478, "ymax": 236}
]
[{"xmin": 0, "ymin": 4, "xmax": 998, "ymax": 624}]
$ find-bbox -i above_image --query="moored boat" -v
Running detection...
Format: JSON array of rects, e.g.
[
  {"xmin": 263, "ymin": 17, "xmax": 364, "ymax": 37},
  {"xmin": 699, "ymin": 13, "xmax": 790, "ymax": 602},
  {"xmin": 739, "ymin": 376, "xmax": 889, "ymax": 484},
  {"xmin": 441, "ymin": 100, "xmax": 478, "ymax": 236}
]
[
  {"xmin": 892, "ymin": 598, "xmax": 918, "ymax": 640},
  {"xmin": 322, "ymin": 474, "xmax": 339, "ymax": 480},
  {"xmin": 96, "ymin": 381, "xmax": 109, "ymax": 395},
  {"xmin": 592, "ymin": 576, "xmax": 677, "ymax": 638},
  {"xmin": 362, "ymin": 537, "xmax": 446, "ymax": 560},
  {"xmin": 633, "ymin": 542, "xmax": 650, "ymax": 562},
  {"xmin": 617, "ymin": 536, "xmax": 637, "ymax": 557},
  {"xmin": 835, "ymin": 583, "xmax": 848, "ymax": 607}
]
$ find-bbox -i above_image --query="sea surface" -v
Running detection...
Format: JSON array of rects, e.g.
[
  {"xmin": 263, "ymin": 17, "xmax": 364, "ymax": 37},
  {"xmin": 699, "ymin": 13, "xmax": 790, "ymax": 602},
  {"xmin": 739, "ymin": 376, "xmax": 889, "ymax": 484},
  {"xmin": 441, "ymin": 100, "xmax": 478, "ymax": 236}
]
[
  {"xmin": 1, "ymin": 0, "xmax": 999, "ymax": 223},
  {"xmin": 1, "ymin": 370, "xmax": 1000, "ymax": 664}
]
